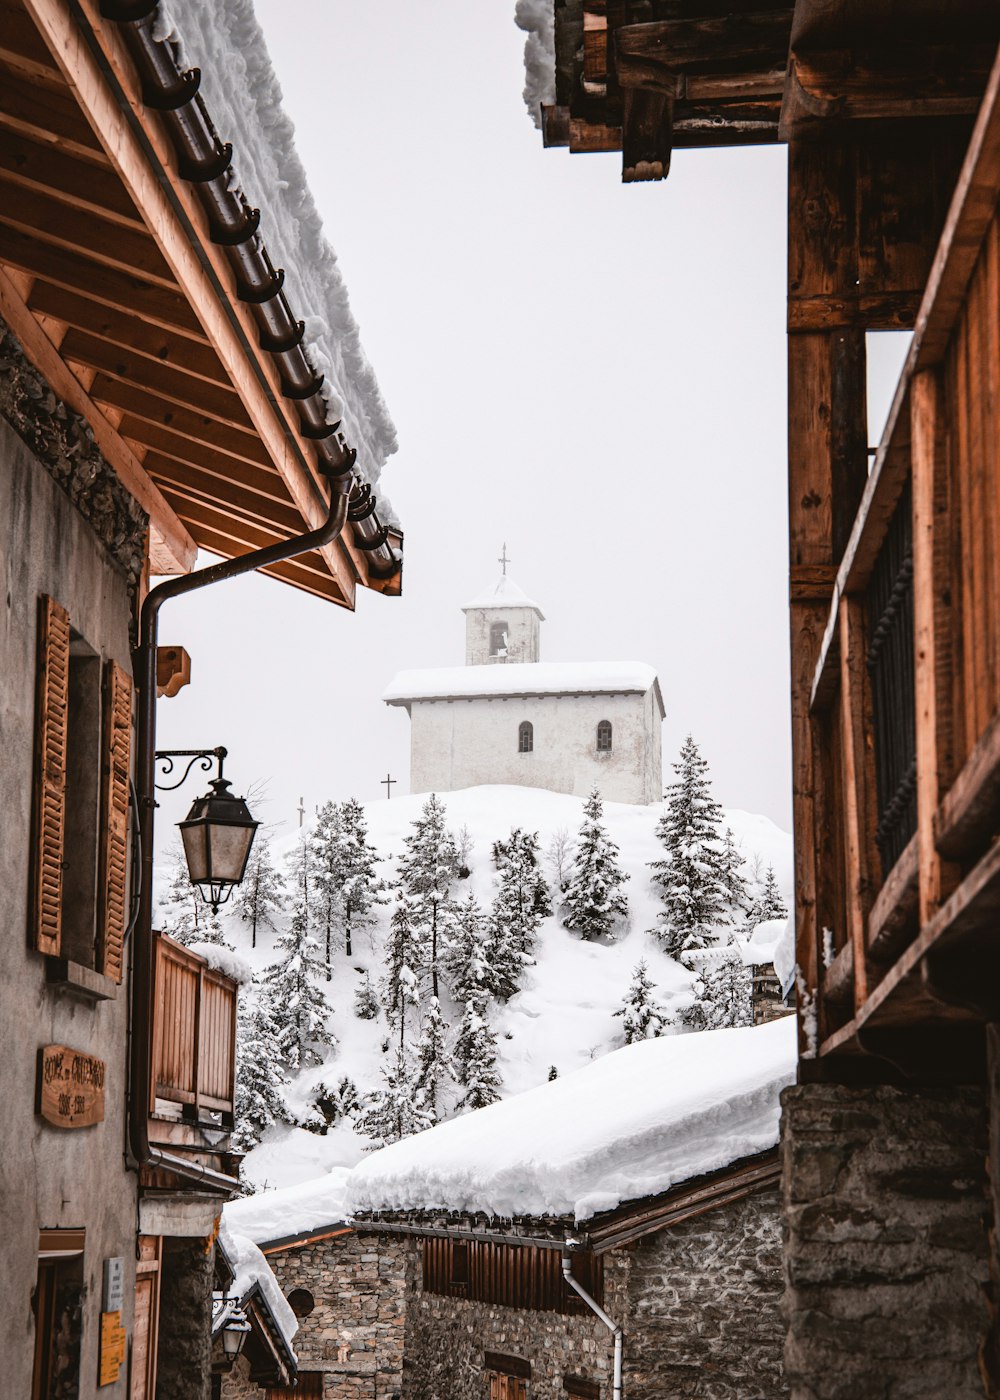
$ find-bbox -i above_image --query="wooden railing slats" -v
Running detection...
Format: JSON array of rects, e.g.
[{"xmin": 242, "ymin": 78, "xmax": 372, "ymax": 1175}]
[{"xmin": 151, "ymin": 933, "xmax": 237, "ymax": 1119}]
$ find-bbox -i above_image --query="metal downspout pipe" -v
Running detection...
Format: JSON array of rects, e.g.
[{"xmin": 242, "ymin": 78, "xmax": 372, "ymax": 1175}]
[
  {"xmin": 561, "ymin": 1252, "xmax": 623, "ymax": 1400},
  {"xmin": 128, "ymin": 467, "xmax": 352, "ymax": 1194}
]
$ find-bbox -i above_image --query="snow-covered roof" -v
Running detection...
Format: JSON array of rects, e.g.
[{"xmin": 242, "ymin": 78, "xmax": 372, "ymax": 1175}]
[
  {"xmin": 383, "ymin": 661, "xmax": 663, "ymax": 710},
  {"xmin": 217, "ymin": 1219, "xmax": 298, "ymax": 1360},
  {"xmin": 514, "ymin": 1, "xmax": 557, "ymax": 130},
  {"xmin": 161, "ymin": 0, "xmax": 397, "ymax": 491},
  {"xmin": 224, "ymin": 1168, "xmax": 350, "ymax": 1248},
  {"xmin": 345, "ymin": 1018, "xmax": 796, "ymax": 1223},
  {"xmin": 735, "ymin": 918, "xmax": 789, "ymax": 970},
  {"xmin": 461, "ymin": 574, "xmax": 545, "ymax": 617}
]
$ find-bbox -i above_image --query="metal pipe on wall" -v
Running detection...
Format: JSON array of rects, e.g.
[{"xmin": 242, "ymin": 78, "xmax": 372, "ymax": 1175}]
[{"xmin": 561, "ymin": 1252, "xmax": 623, "ymax": 1400}]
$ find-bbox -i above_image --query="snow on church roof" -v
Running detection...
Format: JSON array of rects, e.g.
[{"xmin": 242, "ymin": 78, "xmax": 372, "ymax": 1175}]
[
  {"xmin": 383, "ymin": 661, "xmax": 662, "ymax": 708},
  {"xmin": 346, "ymin": 1018, "xmax": 797, "ymax": 1222},
  {"xmin": 461, "ymin": 574, "xmax": 544, "ymax": 616}
]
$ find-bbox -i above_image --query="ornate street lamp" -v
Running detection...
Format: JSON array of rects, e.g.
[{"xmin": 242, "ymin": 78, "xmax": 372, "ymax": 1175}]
[{"xmin": 155, "ymin": 747, "xmax": 259, "ymax": 912}]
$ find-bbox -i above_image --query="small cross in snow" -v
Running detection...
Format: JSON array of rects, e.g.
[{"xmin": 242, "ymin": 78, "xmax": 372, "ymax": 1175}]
[
  {"xmin": 498, "ymin": 542, "xmax": 511, "ymax": 576},
  {"xmin": 296, "ymin": 795, "xmax": 305, "ymax": 827},
  {"xmin": 381, "ymin": 773, "xmax": 397, "ymax": 800}
]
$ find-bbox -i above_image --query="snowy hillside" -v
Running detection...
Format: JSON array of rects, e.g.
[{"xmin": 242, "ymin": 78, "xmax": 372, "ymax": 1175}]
[{"xmin": 190, "ymin": 784, "xmax": 792, "ymax": 1192}]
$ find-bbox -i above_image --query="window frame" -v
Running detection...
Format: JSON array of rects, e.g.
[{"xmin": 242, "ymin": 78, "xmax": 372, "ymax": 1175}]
[
  {"xmin": 518, "ymin": 720, "xmax": 534, "ymax": 753},
  {"xmin": 596, "ymin": 720, "xmax": 613, "ymax": 753}
]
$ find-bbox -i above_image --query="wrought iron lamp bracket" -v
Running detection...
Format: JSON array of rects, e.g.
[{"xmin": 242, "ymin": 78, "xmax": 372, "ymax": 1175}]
[{"xmin": 154, "ymin": 746, "xmax": 227, "ymax": 792}]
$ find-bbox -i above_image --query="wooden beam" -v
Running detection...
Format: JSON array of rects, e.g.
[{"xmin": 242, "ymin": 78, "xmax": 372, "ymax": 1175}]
[
  {"xmin": 622, "ymin": 86, "xmax": 672, "ymax": 181},
  {"xmin": 0, "ymin": 129, "xmax": 140, "ymax": 229},
  {"xmin": 936, "ymin": 706, "xmax": 1000, "ymax": 861},
  {"xmin": 838, "ymin": 597, "xmax": 873, "ymax": 1010},
  {"xmin": 28, "ymin": 0, "xmax": 358, "ymax": 601},
  {"xmin": 616, "ymin": 12, "xmax": 792, "ymax": 81},
  {"xmin": 0, "ymin": 66, "xmax": 107, "ymax": 160},
  {"xmin": 0, "ymin": 263, "xmax": 195, "ymax": 573}
]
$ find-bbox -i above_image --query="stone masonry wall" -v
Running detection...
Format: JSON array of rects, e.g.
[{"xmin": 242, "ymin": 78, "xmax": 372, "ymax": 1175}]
[
  {"xmin": 625, "ymin": 1187, "xmax": 787, "ymax": 1400},
  {"xmin": 260, "ymin": 1232, "xmax": 408, "ymax": 1399},
  {"xmin": 401, "ymin": 1237, "xmax": 622, "ymax": 1400},
  {"xmin": 781, "ymin": 1083, "xmax": 991, "ymax": 1400}
]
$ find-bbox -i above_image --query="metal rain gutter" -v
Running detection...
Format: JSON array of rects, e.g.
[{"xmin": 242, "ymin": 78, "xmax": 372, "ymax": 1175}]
[{"xmin": 97, "ymin": 0, "xmax": 401, "ymax": 580}]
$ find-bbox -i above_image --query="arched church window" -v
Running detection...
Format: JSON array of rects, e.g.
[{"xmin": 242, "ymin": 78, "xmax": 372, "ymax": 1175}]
[
  {"xmin": 518, "ymin": 721, "xmax": 533, "ymax": 753},
  {"xmin": 490, "ymin": 621, "xmax": 509, "ymax": 657},
  {"xmin": 596, "ymin": 720, "xmax": 613, "ymax": 752}
]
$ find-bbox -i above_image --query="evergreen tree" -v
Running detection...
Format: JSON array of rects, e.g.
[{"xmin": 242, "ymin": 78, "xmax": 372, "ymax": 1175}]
[
  {"xmin": 311, "ymin": 800, "xmax": 343, "ymax": 979},
  {"xmin": 337, "ymin": 798, "xmax": 386, "ymax": 958},
  {"xmin": 381, "ymin": 894, "xmax": 423, "ymax": 1028},
  {"xmin": 395, "ymin": 794, "xmax": 459, "ymax": 1000},
  {"xmin": 413, "ymin": 996, "xmax": 453, "ymax": 1125},
  {"xmin": 286, "ymin": 830, "xmax": 315, "ymax": 919},
  {"xmin": 614, "ymin": 960, "xmax": 669, "ymax": 1044},
  {"xmin": 649, "ymin": 735, "xmax": 730, "ymax": 958},
  {"xmin": 444, "ymin": 892, "xmax": 493, "ymax": 1006},
  {"xmin": 681, "ymin": 942, "xmax": 753, "ymax": 1031},
  {"xmin": 264, "ymin": 899, "xmax": 334, "ymax": 1068},
  {"xmin": 492, "ymin": 828, "xmax": 551, "ymax": 955},
  {"xmin": 353, "ymin": 967, "xmax": 380, "ymax": 1020},
  {"xmin": 562, "ymin": 787, "xmax": 629, "ymax": 941},
  {"xmin": 354, "ymin": 1043, "xmax": 428, "ymax": 1148},
  {"xmin": 719, "ymin": 827, "xmax": 750, "ymax": 918},
  {"xmin": 746, "ymin": 864, "xmax": 788, "ymax": 930},
  {"xmin": 300, "ymin": 1074, "xmax": 360, "ymax": 1134},
  {"xmin": 235, "ymin": 834, "xmax": 285, "ymax": 949},
  {"xmin": 547, "ymin": 1065, "xmax": 559, "ymax": 1081},
  {"xmin": 453, "ymin": 999, "xmax": 502, "ymax": 1112},
  {"xmin": 232, "ymin": 986, "xmax": 287, "ymax": 1152}
]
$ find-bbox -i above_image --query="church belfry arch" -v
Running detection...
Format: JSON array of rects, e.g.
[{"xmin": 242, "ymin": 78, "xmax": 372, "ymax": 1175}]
[{"xmin": 490, "ymin": 621, "xmax": 509, "ymax": 658}]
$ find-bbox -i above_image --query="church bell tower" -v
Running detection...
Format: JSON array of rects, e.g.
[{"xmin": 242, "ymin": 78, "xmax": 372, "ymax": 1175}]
[{"xmin": 461, "ymin": 547, "xmax": 544, "ymax": 666}]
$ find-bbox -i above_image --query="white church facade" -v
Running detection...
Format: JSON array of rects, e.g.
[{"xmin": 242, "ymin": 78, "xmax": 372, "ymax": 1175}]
[{"xmin": 383, "ymin": 573, "xmax": 664, "ymax": 805}]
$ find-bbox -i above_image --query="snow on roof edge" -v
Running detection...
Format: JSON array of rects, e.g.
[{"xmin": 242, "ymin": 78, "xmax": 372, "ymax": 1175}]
[
  {"xmin": 514, "ymin": 0, "xmax": 556, "ymax": 129},
  {"xmin": 383, "ymin": 660, "xmax": 662, "ymax": 705}
]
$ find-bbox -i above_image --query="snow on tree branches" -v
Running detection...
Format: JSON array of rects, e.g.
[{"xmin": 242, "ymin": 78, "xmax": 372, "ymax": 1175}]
[
  {"xmin": 614, "ymin": 960, "xmax": 669, "ymax": 1044},
  {"xmin": 233, "ymin": 985, "xmax": 287, "ymax": 1152},
  {"xmin": 454, "ymin": 999, "xmax": 503, "ymax": 1112},
  {"xmin": 562, "ymin": 786, "xmax": 629, "ymax": 941},
  {"xmin": 264, "ymin": 899, "xmax": 334, "ymax": 1068},
  {"xmin": 394, "ymin": 794, "xmax": 459, "ymax": 1001},
  {"xmin": 235, "ymin": 834, "xmax": 285, "ymax": 949}
]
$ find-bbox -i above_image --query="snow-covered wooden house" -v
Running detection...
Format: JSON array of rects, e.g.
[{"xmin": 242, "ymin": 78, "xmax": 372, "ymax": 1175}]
[
  {"xmin": 0, "ymin": 1, "xmax": 399, "ymax": 1395},
  {"xmin": 384, "ymin": 574, "xmax": 665, "ymax": 804},
  {"xmin": 221, "ymin": 1019, "xmax": 796, "ymax": 1400}
]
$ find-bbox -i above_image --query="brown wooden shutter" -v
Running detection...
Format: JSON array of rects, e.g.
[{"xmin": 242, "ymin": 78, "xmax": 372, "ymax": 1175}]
[
  {"xmin": 98, "ymin": 660, "xmax": 132, "ymax": 982},
  {"xmin": 32, "ymin": 596, "xmax": 70, "ymax": 955}
]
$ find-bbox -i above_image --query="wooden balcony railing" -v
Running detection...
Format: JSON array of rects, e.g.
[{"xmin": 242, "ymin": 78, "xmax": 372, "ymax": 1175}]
[
  {"xmin": 151, "ymin": 932, "xmax": 237, "ymax": 1129},
  {"xmin": 804, "ymin": 50, "xmax": 1000, "ymax": 1064}
]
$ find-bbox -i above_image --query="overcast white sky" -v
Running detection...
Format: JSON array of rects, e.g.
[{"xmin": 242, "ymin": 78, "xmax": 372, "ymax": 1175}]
[{"xmin": 156, "ymin": 2, "xmax": 804, "ymax": 847}]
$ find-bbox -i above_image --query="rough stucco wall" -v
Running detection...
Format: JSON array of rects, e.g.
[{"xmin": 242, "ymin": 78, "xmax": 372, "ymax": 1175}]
[
  {"xmin": 253, "ymin": 1233, "xmax": 407, "ymax": 1400},
  {"xmin": 465, "ymin": 606, "xmax": 541, "ymax": 665},
  {"xmin": 407, "ymin": 690, "xmax": 662, "ymax": 804},
  {"xmin": 401, "ymin": 1238, "xmax": 621, "ymax": 1400},
  {"xmin": 0, "ymin": 397, "xmax": 138, "ymax": 1397},
  {"xmin": 625, "ymin": 1188, "xmax": 787, "ymax": 1399},
  {"xmin": 781, "ymin": 1083, "xmax": 991, "ymax": 1400}
]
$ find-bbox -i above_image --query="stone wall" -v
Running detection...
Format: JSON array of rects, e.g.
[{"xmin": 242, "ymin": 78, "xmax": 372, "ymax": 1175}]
[
  {"xmin": 157, "ymin": 1237, "xmax": 215, "ymax": 1400},
  {"xmin": 781, "ymin": 1082, "xmax": 991, "ymax": 1400}
]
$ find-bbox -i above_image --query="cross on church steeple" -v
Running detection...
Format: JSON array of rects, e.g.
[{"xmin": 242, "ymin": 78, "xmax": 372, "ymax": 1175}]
[{"xmin": 498, "ymin": 542, "xmax": 511, "ymax": 576}]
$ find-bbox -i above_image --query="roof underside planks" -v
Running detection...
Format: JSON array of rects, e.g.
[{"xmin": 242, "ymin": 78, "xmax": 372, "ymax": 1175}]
[
  {"xmin": 543, "ymin": 0, "xmax": 998, "ymax": 183},
  {"xmin": 0, "ymin": 0, "xmax": 400, "ymax": 605}
]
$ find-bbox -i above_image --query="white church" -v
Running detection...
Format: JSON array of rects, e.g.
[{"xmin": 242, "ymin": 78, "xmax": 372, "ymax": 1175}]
[{"xmin": 383, "ymin": 567, "xmax": 665, "ymax": 805}]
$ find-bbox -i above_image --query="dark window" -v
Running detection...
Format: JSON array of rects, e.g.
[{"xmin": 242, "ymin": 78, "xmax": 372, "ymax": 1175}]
[
  {"xmin": 32, "ymin": 1233, "xmax": 85, "ymax": 1400},
  {"xmin": 518, "ymin": 721, "xmax": 533, "ymax": 753},
  {"xmin": 287, "ymin": 1287, "xmax": 315, "ymax": 1317},
  {"xmin": 596, "ymin": 720, "xmax": 612, "ymax": 752},
  {"xmin": 564, "ymin": 1378, "xmax": 601, "ymax": 1399},
  {"xmin": 451, "ymin": 1242, "xmax": 469, "ymax": 1285},
  {"xmin": 490, "ymin": 622, "xmax": 509, "ymax": 657}
]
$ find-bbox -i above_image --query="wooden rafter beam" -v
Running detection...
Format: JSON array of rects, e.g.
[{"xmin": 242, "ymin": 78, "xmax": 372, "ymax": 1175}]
[
  {"xmin": 0, "ymin": 262, "xmax": 196, "ymax": 573},
  {"xmin": 24, "ymin": 0, "xmax": 361, "ymax": 605},
  {"xmin": 0, "ymin": 66, "xmax": 106, "ymax": 160},
  {"xmin": 0, "ymin": 130, "xmax": 143, "ymax": 230}
]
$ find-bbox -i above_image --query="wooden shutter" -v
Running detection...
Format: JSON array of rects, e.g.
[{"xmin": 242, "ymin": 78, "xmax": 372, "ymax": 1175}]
[
  {"xmin": 131, "ymin": 1237, "xmax": 160, "ymax": 1400},
  {"xmin": 98, "ymin": 660, "xmax": 132, "ymax": 982},
  {"xmin": 31, "ymin": 596, "xmax": 70, "ymax": 955}
]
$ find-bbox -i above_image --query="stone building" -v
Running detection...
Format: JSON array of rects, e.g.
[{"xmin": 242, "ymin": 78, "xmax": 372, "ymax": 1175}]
[
  {"xmin": 0, "ymin": 1, "xmax": 401, "ymax": 1396},
  {"xmin": 221, "ymin": 1019, "xmax": 796, "ymax": 1400},
  {"xmin": 519, "ymin": 5, "xmax": 1000, "ymax": 1396},
  {"xmin": 384, "ymin": 574, "xmax": 665, "ymax": 804}
]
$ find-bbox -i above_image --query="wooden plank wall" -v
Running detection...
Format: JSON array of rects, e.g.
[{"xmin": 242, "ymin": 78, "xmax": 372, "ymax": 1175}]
[
  {"xmin": 422, "ymin": 1237, "xmax": 602, "ymax": 1317},
  {"xmin": 151, "ymin": 934, "xmax": 236, "ymax": 1117}
]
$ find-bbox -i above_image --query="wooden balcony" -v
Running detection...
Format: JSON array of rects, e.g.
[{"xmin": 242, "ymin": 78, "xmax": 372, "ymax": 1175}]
[
  {"xmin": 149, "ymin": 932, "xmax": 237, "ymax": 1150},
  {"xmin": 803, "ymin": 51, "xmax": 1000, "ymax": 1075}
]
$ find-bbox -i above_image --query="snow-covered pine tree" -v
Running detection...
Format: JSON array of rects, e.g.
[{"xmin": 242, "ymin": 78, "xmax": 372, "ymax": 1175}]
[
  {"xmin": 354, "ymin": 1042, "xmax": 428, "ymax": 1148},
  {"xmin": 235, "ymin": 833, "xmax": 285, "ymax": 949},
  {"xmin": 453, "ymin": 998, "xmax": 502, "ymax": 1112},
  {"xmin": 158, "ymin": 845, "xmax": 207, "ymax": 944},
  {"xmin": 353, "ymin": 967, "xmax": 380, "ymax": 1020},
  {"xmin": 413, "ymin": 996, "xmax": 453, "ymax": 1125},
  {"xmin": 232, "ymin": 985, "xmax": 287, "ymax": 1152},
  {"xmin": 649, "ymin": 734, "xmax": 730, "ymax": 959},
  {"xmin": 719, "ymin": 827, "xmax": 750, "ymax": 919},
  {"xmin": 444, "ymin": 891, "xmax": 492, "ymax": 1006},
  {"xmin": 381, "ymin": 893, "xmax": 423, "ymax": 1028},
  {"xmin": 681, "ymin": 941, "xmax": 753, "ymax": 1031},
  {"xmin": 286, "ymin": 829, "xmax": 315, "ymax": 919},
  {"xmin": 746, "ymin": 863, "xmax": 788, "ymax": 929},
  {"xmin": 614, "ymin": 960, "xmax": 669, "ymax": 1044},
  {"xmin": 264, "ymin": 899, "xmax": 334, "ymax": 1069},
  {"xmin": 310, "ymin": 800, "xmax": 344, "ymax": 980},
  {"xmin": 562, "ymin": 786, "xmax": 629, "ymax": 941},
  {"xmin": 545, "ymin": 827, "xmax": 571, "ymax": 893},
  {"xmin": 395, "ymin": 794, "xmax": 459, "ymax": 1000},
  {"xmin": 492, "ymin": 827, "xmax": 551, "ymax": 953},
  {"xmin": 337, "ymin": 798, "xmax": 386, "ymax": 958}
]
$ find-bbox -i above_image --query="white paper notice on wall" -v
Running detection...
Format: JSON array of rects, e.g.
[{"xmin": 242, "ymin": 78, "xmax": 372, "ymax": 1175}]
[{"xmin": 103, "ymin": 1256, "xmax": 125, "ymax": 1314}]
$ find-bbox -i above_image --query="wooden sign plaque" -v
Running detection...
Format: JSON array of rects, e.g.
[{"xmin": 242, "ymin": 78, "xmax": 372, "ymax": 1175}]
[
  {"xmin": 98, "ymin": 1309, "xmax": 126, "ymax": 1387},
  {"xmin": 37, "ymin": 1045, "xmax": 106, "ymax": 1128}
]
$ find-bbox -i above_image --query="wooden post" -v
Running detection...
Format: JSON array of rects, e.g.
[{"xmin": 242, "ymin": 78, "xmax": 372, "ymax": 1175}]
[
  {"xmin": 911, "ymin": 368, "xmax": 960, "ymax": 924},
  {"xmin": 838, "ymin": 596, "xmax": 878, "ymax": 1009}
]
